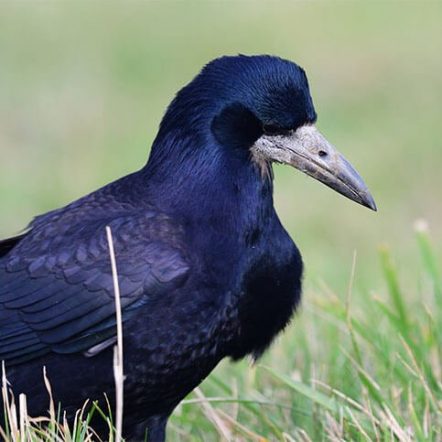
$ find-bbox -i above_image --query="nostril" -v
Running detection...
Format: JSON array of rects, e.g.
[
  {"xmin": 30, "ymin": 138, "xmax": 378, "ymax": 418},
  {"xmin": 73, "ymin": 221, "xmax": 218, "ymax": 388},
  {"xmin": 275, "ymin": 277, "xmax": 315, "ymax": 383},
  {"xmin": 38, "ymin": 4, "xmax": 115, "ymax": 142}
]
[{"xmin": 318, "ymin": 150, "xmax": 327, "ymax": 158}]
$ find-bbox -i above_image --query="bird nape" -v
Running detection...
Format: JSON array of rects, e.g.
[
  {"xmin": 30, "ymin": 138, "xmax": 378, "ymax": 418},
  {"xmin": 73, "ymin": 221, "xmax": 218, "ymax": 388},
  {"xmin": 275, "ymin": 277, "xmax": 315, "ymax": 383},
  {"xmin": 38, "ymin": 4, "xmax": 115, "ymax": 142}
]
[{"xmin": 0, "ymin": 55, "xmax": 376, "ymax": 441}]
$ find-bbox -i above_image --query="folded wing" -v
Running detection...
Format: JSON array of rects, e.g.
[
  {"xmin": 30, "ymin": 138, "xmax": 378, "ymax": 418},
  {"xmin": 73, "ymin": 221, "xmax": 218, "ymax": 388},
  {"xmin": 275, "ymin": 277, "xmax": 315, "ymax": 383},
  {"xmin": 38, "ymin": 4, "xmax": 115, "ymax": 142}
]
[{"xmin": 0, "ymin": 211, "xmax": 190, "ymax": 365}]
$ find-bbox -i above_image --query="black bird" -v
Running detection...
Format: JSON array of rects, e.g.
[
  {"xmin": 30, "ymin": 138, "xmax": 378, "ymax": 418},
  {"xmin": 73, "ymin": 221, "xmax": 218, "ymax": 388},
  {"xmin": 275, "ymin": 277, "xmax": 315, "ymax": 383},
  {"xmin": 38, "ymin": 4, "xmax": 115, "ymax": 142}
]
[{"xmin": 0, "ymin": 55, "xmax": 376, "ymax": 441}]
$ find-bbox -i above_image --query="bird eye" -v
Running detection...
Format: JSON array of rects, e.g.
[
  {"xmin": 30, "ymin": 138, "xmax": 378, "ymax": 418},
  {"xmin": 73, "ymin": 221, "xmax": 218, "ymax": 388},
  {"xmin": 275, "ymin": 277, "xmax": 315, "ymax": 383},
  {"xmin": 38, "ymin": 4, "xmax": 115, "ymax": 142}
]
[{"xmin": 263, "ymin": 124, "xmax": 288, "ymax": 136}]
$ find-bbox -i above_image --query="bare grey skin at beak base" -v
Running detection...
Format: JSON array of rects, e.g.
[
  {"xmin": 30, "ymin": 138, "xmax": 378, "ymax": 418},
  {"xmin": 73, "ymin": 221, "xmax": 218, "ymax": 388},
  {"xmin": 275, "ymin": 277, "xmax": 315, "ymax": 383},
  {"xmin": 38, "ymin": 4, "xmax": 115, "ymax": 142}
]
[{"xmin": 252, "ymin": 125, "xmax": 377, "ymax": 211}]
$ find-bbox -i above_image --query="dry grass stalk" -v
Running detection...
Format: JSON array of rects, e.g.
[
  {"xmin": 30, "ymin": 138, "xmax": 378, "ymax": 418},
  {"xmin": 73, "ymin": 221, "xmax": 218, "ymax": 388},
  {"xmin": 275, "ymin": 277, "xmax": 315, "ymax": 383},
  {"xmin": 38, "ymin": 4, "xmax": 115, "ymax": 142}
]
[
  {"xmin": 194, "ymin": 387, "xmax": 231, "ymax": 440},
  {"xmin": 106, "ymin": 226, "xmax": 125, "ymax": 442}
]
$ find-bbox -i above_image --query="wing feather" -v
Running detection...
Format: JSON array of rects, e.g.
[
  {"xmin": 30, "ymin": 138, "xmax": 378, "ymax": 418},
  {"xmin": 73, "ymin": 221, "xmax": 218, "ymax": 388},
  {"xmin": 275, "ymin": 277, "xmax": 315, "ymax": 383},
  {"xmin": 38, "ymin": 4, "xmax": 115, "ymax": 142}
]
[{"xmin": 0, "ymin": 211, "xmax": 190, "ymax": 365}]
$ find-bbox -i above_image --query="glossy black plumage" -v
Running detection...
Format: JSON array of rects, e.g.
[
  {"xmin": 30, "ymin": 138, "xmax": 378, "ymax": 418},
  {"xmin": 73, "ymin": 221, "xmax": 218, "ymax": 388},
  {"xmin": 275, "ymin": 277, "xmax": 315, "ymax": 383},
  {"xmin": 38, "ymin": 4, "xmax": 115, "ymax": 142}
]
[{"xmin": 0, "ymin": 55, "xmax": 323, "ymax": 440}]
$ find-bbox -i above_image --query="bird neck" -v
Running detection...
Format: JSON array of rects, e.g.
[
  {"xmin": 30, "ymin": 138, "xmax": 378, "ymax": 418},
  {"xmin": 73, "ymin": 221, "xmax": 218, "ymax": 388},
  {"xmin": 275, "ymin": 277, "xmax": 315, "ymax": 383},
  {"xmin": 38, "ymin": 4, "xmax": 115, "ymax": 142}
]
[{"xmin": 141, "ymin": 136, "xmax": 275, "ymax": 239}]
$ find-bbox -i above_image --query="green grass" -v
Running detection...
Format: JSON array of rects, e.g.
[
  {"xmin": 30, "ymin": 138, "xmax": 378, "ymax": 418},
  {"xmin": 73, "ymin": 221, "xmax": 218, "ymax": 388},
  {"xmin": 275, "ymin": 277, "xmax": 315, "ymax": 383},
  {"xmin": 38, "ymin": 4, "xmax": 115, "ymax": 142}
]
[{"xmin": 1, "ymin": 2, "xmax": 442, "ymax": 441}]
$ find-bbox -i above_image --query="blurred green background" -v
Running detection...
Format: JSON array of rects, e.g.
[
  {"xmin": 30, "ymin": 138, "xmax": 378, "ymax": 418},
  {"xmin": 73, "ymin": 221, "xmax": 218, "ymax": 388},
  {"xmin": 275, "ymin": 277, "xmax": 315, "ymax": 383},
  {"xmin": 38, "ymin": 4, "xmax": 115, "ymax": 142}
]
[
  {"xmin": 1, "ymin": 2, "xmax": 441, "ymax": 293},
  {"xmin": 1, "ymin": 2, "xmax": 441, "ymax": 296},
  {"xmin": 1, "ymin": 2, "xmax": 442, "ymax": 440}
]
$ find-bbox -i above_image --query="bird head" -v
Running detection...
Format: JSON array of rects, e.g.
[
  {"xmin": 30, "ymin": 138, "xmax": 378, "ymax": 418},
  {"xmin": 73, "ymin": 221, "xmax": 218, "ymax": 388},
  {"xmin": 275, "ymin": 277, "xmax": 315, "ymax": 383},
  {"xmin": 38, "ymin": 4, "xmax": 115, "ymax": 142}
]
[{"xmin": 154, "ymin": 55, "xmax": 376, "ymax": 211}]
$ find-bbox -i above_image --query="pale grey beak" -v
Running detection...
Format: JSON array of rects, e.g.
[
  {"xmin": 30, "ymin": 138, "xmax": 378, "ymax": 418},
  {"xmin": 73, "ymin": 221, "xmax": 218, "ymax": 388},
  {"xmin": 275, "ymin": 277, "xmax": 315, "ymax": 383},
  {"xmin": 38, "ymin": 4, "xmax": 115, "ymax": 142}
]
[{"xmin": 252, "ymin": 125, "xmax": 377, "ymax": 211}]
